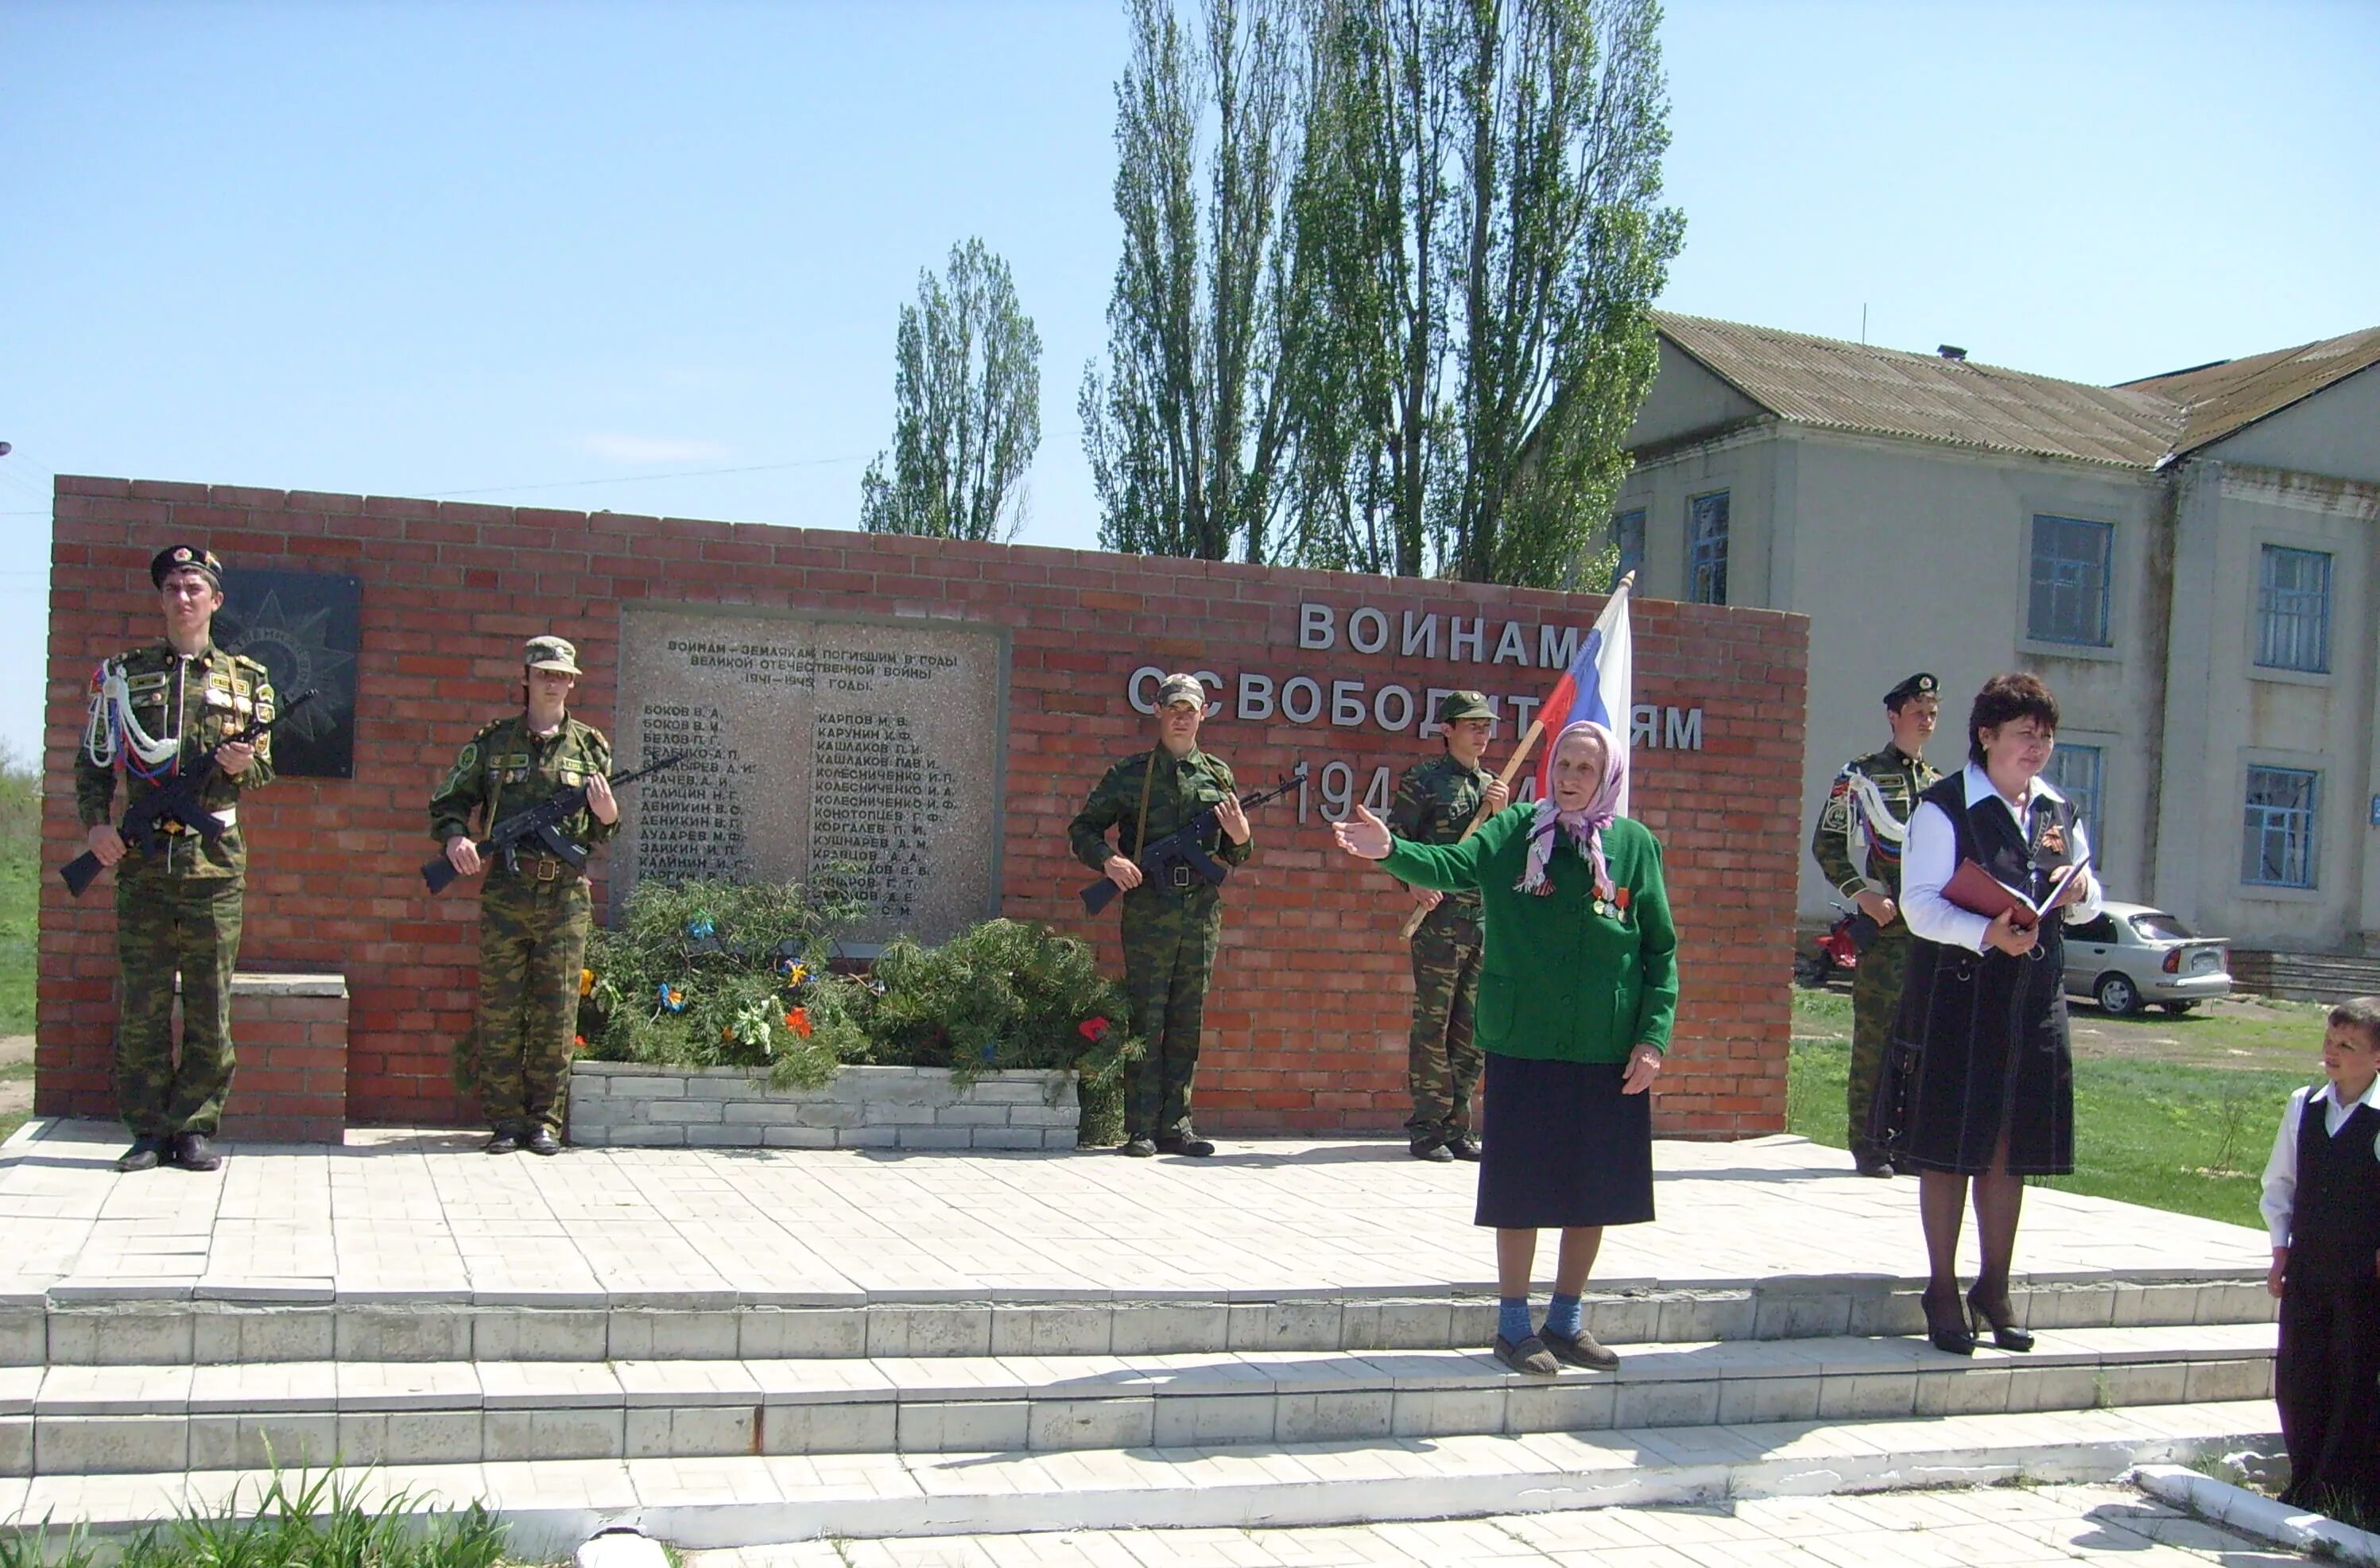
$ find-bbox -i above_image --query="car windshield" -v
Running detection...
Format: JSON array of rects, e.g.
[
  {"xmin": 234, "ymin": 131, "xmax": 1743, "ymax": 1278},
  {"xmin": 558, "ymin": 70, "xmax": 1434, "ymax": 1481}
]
[{"xmin": 2129, "ymin": 911, "xmax": 2197, "ymax": 942}]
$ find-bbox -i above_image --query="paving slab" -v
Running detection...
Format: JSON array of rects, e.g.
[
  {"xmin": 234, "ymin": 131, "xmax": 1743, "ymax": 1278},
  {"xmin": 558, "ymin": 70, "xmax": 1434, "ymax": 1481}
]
[{"xmin": 0, "ymin": 1121, "xmax": 2270, "ymax": 1308}]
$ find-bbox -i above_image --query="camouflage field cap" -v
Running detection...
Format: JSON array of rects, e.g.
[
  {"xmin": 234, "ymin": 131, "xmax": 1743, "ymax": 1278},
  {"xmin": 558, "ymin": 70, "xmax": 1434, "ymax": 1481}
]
[
  {"xmin": 150, "ymin": 545, "xmax": 224, "ymax": 590},
  {"xmin": 1883, "ymin": 671, "xmax": 1939, "ymax": 708},
  {"xmin": 1154, "ymin": 673, "xmax": 1207, "ymax": 708},
  {"xmin": 525, "ymin": 635, "xmax": 583, "ymax": 676},
  {"xmin": 1435, "ymin": 689, "xmax": 1496, "ymax": 724}
]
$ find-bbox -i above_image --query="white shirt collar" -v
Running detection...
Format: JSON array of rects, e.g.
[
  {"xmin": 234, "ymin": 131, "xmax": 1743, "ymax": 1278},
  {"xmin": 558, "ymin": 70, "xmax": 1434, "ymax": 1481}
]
[
  {"xmin": 1960, "ymin": 761, "xmax": 2064, "ymax": 814},
  {"xmin": 2315, "ymin": 1075, "xmax": 2380, "ymax": 1116}
]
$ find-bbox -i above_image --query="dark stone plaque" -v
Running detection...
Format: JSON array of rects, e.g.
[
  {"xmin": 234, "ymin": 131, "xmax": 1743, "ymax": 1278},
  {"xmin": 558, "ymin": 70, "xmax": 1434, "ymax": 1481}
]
[{"xmin": 215, "ymin": 569, "xmax": 362, "ymax": 779}]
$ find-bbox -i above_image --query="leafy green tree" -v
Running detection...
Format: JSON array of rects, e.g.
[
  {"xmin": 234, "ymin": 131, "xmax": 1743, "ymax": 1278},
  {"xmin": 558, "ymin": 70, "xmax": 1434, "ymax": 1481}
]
[
  {"xmin": 1285, "ymin": 0, "xmax": 1681, "ymax": 587},
  {"xmin": 1081, "ymin": 0, "xmax": 1302, "ymax": 563},
  {"xmin": 860, "ymin": 239, "xmax": 1043, "ymax": 541}
]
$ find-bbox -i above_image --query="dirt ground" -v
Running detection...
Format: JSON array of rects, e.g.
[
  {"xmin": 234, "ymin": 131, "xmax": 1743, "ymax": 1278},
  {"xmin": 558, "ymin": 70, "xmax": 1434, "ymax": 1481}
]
[
  {"xmin": 2063, "ymin": 993, "xmax": 2328, "ymax": 1073},
  {"xmin": 0, "ymin": 1034, "xmax": 31, "ymax": 1119}
]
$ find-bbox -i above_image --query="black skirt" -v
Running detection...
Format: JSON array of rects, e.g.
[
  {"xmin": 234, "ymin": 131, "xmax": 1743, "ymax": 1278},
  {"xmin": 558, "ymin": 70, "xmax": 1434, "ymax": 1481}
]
[{"xmin": 1475, "ymin": 1053, "xmax": 1655, "ymax": 1229}]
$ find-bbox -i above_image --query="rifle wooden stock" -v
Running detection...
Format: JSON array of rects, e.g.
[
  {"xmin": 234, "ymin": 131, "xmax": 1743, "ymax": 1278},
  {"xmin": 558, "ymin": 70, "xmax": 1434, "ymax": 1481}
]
[{"xmin": 1394, "ymin": 717, "xmax": 1547, "ymax": 941}]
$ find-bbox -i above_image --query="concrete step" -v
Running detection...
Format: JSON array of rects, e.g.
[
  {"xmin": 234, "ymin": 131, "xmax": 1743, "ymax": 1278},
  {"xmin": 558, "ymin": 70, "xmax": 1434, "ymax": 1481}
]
[
  {"xmin": 3, "ymin": 1273, "xmax": 2277, "ymax": 1366},
  {"xmin": 0, "ymin": 1322, "xmax": 2276, "ymax": 1476},
  {"xmin": 0, "ymin": 1400, "xmax": 2284, "ymax": 1556}
]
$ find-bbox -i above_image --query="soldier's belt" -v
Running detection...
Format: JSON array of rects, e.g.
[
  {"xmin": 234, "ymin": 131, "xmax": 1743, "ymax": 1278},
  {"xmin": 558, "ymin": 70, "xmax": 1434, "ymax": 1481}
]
[{"xmin": 496, "ymin": 856, "xmax": 579, "ymax": 883}]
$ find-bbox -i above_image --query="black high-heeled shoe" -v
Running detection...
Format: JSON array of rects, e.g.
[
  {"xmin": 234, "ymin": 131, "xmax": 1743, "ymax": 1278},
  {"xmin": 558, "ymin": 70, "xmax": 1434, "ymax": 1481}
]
[
  {"xmin": 1921, "ymin": 1288, "xmax": 1976, "ymax": 1356},
  {"xmin": 1966, "ymin": 1287, "xmax": 2035, "ymax": 1352}
]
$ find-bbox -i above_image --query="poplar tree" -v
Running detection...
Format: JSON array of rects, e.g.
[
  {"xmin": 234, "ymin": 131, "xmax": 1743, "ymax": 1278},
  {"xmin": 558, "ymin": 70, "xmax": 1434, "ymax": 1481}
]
[
  {"xmin": 1080, "ymin": 0, "xmax": 1301, "ymax": 563},
  {"xmin": 1285, "ymin": 0, "xmax": 1681, "ymax": 587},
  {"xmin": 860, "ymin": 239, "xmax": 1043, "ymax": 542}
]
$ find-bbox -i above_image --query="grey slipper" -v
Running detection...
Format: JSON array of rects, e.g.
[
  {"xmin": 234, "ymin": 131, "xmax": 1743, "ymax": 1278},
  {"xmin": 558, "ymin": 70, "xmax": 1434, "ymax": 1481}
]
[{"xmin": 1492, "ymin": 1334, "xmax": 1561, "ymax": 1376}]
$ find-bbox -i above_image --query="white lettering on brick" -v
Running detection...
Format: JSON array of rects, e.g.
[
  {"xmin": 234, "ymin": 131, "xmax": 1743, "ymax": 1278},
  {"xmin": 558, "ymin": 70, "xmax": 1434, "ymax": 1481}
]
[
  {"xmin": 1401, "ymin": 611, "xmax": 1439, "ymax": 659},
  {"xmin": 1238, "ymin": 672, "xmax": 1276, "ymax": 720},
  {"xmin": 1373, "ymin": 684, "xmax": 1414, "ymax": 732},
  {"xmin": 1128, "ymin": 666, "xmax": 1166, "ymax": 715},
  {"xmin": 1448, "ymin": 617, "xmax": 1485, "ymax": 662},
  {"xmin": 1331, "ymin": 680, "xmax": 1366, "ymax": 728},
  {"xmin": 1347, "ymin": 607, "xmax": 1389, "ymax": 654},
  {"xmin": 1493, "ymin": 621, "xmax": 1530, "ymax": 666},
  {"xmin": 1299, "ymin": 603, "xmax": 1336, "ymax": 650},
  {"xmin": 1281, "ymin": 676, "xmax": 1324, "ymax": 724}
]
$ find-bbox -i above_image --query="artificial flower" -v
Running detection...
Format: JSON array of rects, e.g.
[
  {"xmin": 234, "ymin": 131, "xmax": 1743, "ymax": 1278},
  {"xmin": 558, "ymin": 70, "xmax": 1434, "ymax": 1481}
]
[
  {"xmin": 1078, "ymin": 1016, "xmax": 1111, "ymax": 1043},
  {"xmin": 785, "ymin": 1007, "xmax": 813, "ymax": 1039}
]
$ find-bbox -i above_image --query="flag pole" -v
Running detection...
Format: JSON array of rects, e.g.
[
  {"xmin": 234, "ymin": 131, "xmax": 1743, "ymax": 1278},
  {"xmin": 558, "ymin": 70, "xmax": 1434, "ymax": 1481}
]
[{"xmin": 1395, "ymin": 571, "xmax": 1634, "ymax": 940}]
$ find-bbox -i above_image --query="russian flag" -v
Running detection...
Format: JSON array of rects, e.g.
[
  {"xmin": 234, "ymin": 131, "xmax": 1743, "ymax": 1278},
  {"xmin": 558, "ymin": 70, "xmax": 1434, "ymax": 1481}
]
[{"xmin": 1532, "ymin": 575, "xmax": 1634, "ymax": 814}]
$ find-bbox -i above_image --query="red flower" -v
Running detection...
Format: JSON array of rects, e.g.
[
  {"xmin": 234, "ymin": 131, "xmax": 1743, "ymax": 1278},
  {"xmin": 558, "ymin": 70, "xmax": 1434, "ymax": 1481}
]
[
  {"xmin": 785, "ymin": 1007, "xmax": 814, "ymax": 1039},
  {"xmin": 1079, "ymin": 1016, "xmax": 1111, "ymax": 1043}
]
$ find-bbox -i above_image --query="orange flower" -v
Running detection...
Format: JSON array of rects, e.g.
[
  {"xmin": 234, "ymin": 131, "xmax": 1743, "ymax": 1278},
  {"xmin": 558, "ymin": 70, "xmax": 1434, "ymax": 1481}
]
[
  {"xmin": 785, "ymin": 1007, "xmax": 814, "ymax": 1039},
  {"xmin": 579, "ymin": 968, "xmax": 595, "ymax": 997}
]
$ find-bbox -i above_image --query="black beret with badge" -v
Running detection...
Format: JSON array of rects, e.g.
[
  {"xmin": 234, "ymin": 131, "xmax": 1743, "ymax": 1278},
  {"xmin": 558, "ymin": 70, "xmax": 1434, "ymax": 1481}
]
[
  {"xmin": 149, "ymin": 545, "xmax": 224, "ymax": 589},
  {"xmin": 1883, "ymin": 672, "xmax": 1938, "ymax": 708}
]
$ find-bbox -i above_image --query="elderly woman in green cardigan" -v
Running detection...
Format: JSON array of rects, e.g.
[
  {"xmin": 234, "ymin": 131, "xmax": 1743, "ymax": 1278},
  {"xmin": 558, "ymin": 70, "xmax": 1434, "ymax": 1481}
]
[{"xmin": 1335, "ymin": 719, "xmax": 1676, "ymax": 1376}]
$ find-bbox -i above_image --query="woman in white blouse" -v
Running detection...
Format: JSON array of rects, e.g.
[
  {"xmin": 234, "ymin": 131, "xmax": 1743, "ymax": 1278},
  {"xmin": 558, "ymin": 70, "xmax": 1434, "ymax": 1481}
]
[{"xmin": 1882, "ymin": 673, "xmax": 2101, "ymax": 1356}]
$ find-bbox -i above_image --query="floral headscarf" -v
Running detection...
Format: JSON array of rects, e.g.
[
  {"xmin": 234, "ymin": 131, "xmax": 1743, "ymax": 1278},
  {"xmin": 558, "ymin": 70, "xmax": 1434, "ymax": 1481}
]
[{"xmin": 1517, "ymin": 720, "xmax": 1627, "ymax": 899}]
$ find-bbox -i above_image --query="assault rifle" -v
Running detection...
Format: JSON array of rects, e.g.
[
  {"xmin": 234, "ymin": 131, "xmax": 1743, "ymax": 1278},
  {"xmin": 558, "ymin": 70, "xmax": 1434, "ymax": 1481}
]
[
  {"xmin": 421, "ymin": 751, "xmax": 686, "ymax": 894},
  {"xmin": 1080, "ymin": 762, "xmax": 1308, "ymax": 917},
  {"xmin": 61, "ymin": 689, "xmax": 322, "ymax": 898}
]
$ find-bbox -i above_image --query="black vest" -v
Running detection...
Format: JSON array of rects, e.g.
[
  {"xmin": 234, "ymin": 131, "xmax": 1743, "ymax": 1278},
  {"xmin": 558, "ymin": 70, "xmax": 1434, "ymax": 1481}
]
[{"xmin": 2289, "ymin": 1090, "xmax": 2380, "ymax": 1283}]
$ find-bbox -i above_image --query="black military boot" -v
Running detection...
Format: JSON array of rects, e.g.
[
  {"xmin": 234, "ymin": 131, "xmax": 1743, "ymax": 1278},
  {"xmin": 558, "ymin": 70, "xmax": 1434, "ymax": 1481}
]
[
  {"xmin": 1118, "ymin": 1136, "xmax": 1157, "ymax": 1158},
  {"xmin": 114, "ymin": 1135, "xmax": 167, "ymax": 1173},
  {"xmin": 172, "ymin": 1132, "xmax": 223, "ymax": 1172},
  {"xmin": 1156, "ymin": 1131, "xmax": 1216, "ymax": 1158},
  {"xmin": 522, "ymin": 1127, "xmax": 562, "ymax": 1157},
  {"xmin": 1409, "ymin": 1132, "xmax": 1454, "ymax": 1162},
  {"xmin": 1444, "ymin": 1130, "xmax": 1483, "ymax": 1162},
  {"xmin": 485, "ymin": 1128, "xmax": 521, "ymax": 1155}
]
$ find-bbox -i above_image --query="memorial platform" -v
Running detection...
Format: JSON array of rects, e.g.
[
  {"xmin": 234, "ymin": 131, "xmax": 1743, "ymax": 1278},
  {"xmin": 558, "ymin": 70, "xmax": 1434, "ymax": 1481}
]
[{"xmin": 0, "ymin": 1119, "xmax": 2282, "ymax": 1554}]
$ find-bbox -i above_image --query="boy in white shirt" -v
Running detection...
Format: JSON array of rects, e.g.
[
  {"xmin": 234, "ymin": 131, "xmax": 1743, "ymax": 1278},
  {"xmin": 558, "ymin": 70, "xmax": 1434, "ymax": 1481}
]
[{"xmin": 2262, "ymin": 996, "xmax": 2380, "ymax": 1513}]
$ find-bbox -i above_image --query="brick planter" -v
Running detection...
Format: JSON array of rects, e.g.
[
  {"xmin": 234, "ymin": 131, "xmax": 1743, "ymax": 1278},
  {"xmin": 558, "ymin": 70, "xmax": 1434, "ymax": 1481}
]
[{"xmin": 566, "ymin": 1062, "xmax": 1080, "ymax": 1151}]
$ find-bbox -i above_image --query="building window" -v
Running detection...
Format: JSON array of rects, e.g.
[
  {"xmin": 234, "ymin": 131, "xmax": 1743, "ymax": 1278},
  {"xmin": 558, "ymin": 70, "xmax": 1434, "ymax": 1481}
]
[
  {"xmin": 2256, "ymin": 545, "xmax": 2332, "ymax": 673},
  {"xmin": 2027, "ymin": 514, "xmax": 2112, "ymax": 646},
  {"xmin": 2242, "ymin": 767, "xmax": 2320, "ymax": 889},
  {"xmin": 2043, "ymin": 743, "xmax": 2103, "ymax": 852},
  {"xmin": 1611, "ymin": 509, "xmax": 1645, "ymax": 585},
  {"xmin": 1688, "ymin": 492, "xmax": 1728, "ymax": 605}
]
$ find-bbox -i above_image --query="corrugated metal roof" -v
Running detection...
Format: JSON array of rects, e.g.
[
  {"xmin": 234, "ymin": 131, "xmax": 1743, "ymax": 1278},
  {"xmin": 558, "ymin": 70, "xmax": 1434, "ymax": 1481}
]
[
  {"xmin": 1651, "ymin": 312, "xmax": 2181, "ymax": 468},
  {"xmin": 2117, "ymin": 324, "xmax": 2380, "ymax": 460}
]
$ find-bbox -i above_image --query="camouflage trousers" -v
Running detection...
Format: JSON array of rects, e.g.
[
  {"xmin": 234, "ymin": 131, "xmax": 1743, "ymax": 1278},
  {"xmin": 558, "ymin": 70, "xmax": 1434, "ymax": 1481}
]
[
  {"xmin": 477, "ymin": 872, "xmax": 591, "ymax": 1137},
  {"xmin": 114, "ymin": 869, "xmax": 244, "ymax": 1139},
  {"xmin": 1849, "ymin": 922, "xmax": 1912, "ymax": 1160},
  {"xmin": 1118, "ymin": 887, "xmax": 1221, "ymax": 1142},
  {"xmin": 1405, "ymin": 905, "xmax": 1483, "ymax": 1138}
]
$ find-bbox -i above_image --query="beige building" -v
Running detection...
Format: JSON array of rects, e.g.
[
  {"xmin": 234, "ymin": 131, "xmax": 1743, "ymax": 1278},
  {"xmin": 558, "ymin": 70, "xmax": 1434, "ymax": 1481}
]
[{"xmin": 1616, "ymin": 313, "xmax": 2380, "ymax": 953}]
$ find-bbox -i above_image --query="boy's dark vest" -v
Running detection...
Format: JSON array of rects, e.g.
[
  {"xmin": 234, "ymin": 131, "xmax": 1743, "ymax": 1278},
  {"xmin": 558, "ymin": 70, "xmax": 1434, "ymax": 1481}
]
[{"xmin": 2289, "ymin": 1091, "xmax": 2380, "ymax": 1285}]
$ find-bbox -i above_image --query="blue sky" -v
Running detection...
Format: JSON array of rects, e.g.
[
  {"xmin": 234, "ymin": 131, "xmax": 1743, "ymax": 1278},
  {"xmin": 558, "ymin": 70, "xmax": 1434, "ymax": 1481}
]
[{"xmin": 3, "ymin": 0, "xmax": 2374, "ymax": 762}]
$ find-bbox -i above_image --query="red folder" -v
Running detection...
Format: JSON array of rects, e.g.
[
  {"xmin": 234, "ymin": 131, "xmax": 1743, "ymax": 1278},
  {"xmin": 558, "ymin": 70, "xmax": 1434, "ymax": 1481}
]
[{"xmin": 1941, "ymin": 858, "xmax": 2091, "ymax": 931}]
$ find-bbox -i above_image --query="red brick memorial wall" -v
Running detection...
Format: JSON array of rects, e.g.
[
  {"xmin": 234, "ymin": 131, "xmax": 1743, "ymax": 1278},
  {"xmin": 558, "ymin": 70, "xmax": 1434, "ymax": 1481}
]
[{"xmin": 38, "ymin": 475, "xmax": 1808, "ymax": 1136}]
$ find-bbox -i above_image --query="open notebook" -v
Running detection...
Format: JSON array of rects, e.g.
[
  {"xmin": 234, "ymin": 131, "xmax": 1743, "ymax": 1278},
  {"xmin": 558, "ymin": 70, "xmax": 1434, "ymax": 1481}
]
[{"xmin": 1942, "ymin": 856, "xmax": 2091, "ymax": 931}]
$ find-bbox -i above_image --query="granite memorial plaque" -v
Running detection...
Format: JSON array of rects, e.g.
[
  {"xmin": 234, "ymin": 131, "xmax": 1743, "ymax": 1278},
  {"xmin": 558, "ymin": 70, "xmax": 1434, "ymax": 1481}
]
[
  {"xmin": 616, "ymin": 605, "xmax": 1006, "ymax": 944},
  {"xmin": 215, "ymin": 568, "xmax": 362, "ymax": 779}
]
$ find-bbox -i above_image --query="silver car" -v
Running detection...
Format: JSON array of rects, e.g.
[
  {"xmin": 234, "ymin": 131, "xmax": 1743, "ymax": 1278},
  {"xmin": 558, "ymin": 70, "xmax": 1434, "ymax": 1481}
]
[{"xmin": 2062, "ymin": 899, "xmax": 2231, "ymax": 1016}]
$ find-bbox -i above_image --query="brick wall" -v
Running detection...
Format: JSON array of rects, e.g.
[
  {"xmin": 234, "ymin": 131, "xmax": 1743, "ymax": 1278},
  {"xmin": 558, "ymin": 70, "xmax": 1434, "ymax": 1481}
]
[
  {"xmin": 39, "ymin": 475, "xmax": 1808, "ymax": 1137},
  {"xmin": 215, "ymin": 975, "xmax": 349, "ymax": 1143}
]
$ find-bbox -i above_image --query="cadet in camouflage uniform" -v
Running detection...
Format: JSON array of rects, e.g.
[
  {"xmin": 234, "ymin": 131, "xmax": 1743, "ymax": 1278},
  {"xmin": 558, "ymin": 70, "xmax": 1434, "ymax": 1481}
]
[
  {"xmin": 1068, "ymin": 673, "xmax": 1253, "ymax": 1159},
  {"xmin": 76, "ymin": 545, "xmax": 277, "ymax": 1174},
  {"xmin": 430, "ymin": 636, "xmax": 619, "ymax": 1155},
  {"xmin": 1388, "ymin": 691, "xmax": 1510, "ymax": 1162},
  {"xmin": 1810, "ymin": 671, "xmax": 1941, "ymax": 1177}
]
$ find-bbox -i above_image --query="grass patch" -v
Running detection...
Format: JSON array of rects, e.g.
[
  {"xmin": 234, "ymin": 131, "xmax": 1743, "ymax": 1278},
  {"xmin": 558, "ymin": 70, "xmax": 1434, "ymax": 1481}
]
[
  {"xmin": 0, "ymin": 747, "xmax": 36, "ymax": 1036},
  {"xmin": 1788, "ymin": 992, "xmax": 2310, "ymax": 1230},
  {"xmin": 0, "ymin": 1465, "xmax": 517, "ymax": 1567}
]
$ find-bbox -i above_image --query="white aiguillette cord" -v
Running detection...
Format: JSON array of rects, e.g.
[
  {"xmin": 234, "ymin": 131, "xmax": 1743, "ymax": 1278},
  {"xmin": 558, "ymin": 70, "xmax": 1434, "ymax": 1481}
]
[{"xmin": 83, "ymin": 658, "xmax": 184, "ymax": 771}]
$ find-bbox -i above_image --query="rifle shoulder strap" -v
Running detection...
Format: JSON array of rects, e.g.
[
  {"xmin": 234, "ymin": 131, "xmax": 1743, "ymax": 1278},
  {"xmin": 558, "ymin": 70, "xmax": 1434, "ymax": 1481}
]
[{"xmin": 1131, "ymin": 748, "xmax": 1158, "ymax": 857}]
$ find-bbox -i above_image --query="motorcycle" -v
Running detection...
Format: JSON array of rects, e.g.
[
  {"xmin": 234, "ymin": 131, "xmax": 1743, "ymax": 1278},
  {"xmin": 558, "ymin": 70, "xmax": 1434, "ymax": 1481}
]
[{"xmin": 1793, "ymin": 901, "xmax": 1874, "ymax": 988}]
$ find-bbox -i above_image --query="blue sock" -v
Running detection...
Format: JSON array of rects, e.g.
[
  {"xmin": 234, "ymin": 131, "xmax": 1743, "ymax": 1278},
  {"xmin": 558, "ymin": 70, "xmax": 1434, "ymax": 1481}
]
[
  {"xmin": 1544, "ymin": 1292, "xmax": 1583, "ymax": 1338},
  {"xmin": 1498, "ymin": 1297, "xmax": 1533, "ymax": 1343}
]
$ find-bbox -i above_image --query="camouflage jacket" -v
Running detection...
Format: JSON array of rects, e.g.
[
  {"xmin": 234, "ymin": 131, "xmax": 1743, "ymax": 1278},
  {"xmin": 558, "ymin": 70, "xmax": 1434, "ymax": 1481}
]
[
  {"xmin": 1812, "ymin": 743, "xmax": 1940, "ymax": 900},
  {"xmin": 428, "ymin": 713, "xmax": 619, "ymax": 867},
  {"xmin": 75, "ymin": 641, "xmax": 277, "ymax": 879},
  {"xmin": 1389, "ymin": 753, "xmax": 1491, "ymax": 922},
  {"xmin": 1068, "ymin": 747, "xmax": 1253, "ymax": 883}
]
